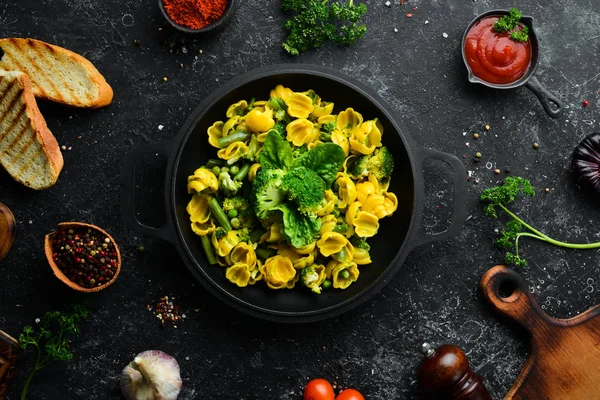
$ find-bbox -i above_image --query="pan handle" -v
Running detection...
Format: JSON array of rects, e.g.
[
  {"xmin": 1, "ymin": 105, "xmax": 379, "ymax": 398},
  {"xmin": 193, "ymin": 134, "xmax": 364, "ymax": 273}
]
[
  {"xmin": 119, "ymin": 141, "xmax": 176, "ymax": 243},
  {"xmin": 525, "ymin": 76, "xmax": 564, "ymax": 119},
  {"xmin": 410, "ymin": 146, "xmax": 467, "ymax": 248}
]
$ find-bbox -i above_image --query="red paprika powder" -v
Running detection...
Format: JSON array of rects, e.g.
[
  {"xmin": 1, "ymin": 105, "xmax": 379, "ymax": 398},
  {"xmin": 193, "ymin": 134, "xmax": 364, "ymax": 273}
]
[{"xmin": 163, "ymin": 0, "xmax": 227, "ymax": 30}]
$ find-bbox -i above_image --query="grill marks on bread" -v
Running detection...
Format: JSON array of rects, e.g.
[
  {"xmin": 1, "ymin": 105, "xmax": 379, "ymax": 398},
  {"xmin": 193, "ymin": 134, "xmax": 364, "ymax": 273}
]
[
  {"xmin": 0, "ymin": 38, "xmax": 113, "ymax": 108},
  {"xmin": 0, "ymin": 71, "xmax": 63, "ymax": 189}
]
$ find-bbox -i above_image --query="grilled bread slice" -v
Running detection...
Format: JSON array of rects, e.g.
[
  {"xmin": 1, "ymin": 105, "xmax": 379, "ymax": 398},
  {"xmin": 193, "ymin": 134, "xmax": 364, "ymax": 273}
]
[
  {"xmin": 0, "ymin": 70, "xmax": 63, "ymax": 189},
  {"xmin": 0, "ymin": 38, "xmax": 113, "ymax": 108}
]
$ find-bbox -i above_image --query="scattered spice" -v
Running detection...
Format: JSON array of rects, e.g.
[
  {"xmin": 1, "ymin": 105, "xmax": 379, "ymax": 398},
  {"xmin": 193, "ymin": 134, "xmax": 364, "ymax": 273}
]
[
  {"xmin": 484, "ymin": 124, "xmax": 490, "ymax": 131},
  {"xmin": 162, "ymin": 77, "xmax": 168, "ymax": 82},
  {"xmin": 51, "ymin": 228, "xmax": 118, "ymax": 288},
  {"xmin": 545, "ymin": 187, "xmax": 550, "ymax": 193},
  {"xmin": 150, "ymin": 296, "xmax": 184, "ymax": 326},
  {"xmin": 163, "ymin": 0, "xmax": 227, "ymax": 30},
  {"xmin": 406, "ymin": 13, "xmax": 413, "ymax": 18},
  {"xmin": 582, "ymin": 100, "xmax": 589, "ymax": 107},
  {"xmin": 134, "ymin": 39, "xmax": 141, "ymax": 46},
  {"xmin": 494, "ymin": 168, "xmax": 501, "ymax": 174},
  {"xmin": 533, "ymin": 142, "xmax": 540, "ymax": 149},
  {"xmin": 473, "ymin": 133, "xmax": 479, "ymax": 139}
]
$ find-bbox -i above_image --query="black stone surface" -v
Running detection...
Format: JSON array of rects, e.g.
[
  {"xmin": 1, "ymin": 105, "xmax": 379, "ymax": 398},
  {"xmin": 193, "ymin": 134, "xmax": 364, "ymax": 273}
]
[{"xmin": 1, "ymin": 0, "xmax": 599, "ymax": 399}]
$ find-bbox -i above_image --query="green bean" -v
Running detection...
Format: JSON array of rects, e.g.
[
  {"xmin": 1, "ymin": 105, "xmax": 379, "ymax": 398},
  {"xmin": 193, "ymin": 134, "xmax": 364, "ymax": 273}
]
[
  {"xmin": 234, "ymin": 163, "xmax": 251, "ymax": 181},
  {"xmin": 200, "ymin": 235, "xmax": 217, "ymax": 265},
  {"xmin": 256, "ymin": 247, "xmax": 275, "ymax": 260},
  {"xmin": 208, "ymin": 198, "xmax": 232, "ymax": 231},
  {"xmin": 218, "ymin": 131, "xmax": 251, "ymax": 148},
  {"xmin": 322, "ymin": 279, "xmax": 332, "ymax": 289},
  {"xmin": 205, "ymin": 159, "xmax": 223, "ymax": 168}
]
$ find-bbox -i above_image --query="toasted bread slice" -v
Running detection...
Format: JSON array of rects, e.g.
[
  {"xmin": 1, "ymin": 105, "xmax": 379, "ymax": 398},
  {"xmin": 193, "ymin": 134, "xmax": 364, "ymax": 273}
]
[
  {"xmin": 0, "ymin": 70, "xmax": 63, "ymax": 189},
  {"xmin": 0, "ymin": 38, "xmax": 113, "ymax": 108}
]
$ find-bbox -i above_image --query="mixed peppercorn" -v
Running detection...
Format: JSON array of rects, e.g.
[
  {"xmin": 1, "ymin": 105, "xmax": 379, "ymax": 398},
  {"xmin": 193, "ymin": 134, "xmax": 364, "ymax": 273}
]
[{"xmin": 51, "ymin": 227, "xmax": 118, "ymax": 288}]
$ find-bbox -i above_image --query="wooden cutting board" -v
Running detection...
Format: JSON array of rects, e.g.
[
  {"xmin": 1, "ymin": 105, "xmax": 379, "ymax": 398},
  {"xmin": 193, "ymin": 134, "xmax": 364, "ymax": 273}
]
[
  {"xmin": 480, "ymin": 265, "xmax": 600, "ymax": 400},
  {"xmin": 0, "ymin": 330, "xmax": 22, "ymax": 399}
]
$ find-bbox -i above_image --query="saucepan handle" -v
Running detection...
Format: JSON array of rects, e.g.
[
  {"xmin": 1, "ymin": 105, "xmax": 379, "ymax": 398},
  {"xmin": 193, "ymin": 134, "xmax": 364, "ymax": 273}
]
[
  {"xmin": 410, "ymin": 146, "xmax": 467, "ymax": 248},
  {"xmin": 119, "ymin": 141, "xmax": 176, "ymax": 243},
  {"xmin": 525, "ymin": 76, "xmax": 564, "ymax": 118}
]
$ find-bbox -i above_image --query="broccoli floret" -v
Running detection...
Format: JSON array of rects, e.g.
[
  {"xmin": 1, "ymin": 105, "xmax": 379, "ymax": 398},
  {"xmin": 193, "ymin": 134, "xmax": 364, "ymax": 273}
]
[
  {"xmin": 367, "ymin": 146, "xmax": 394, "ymax": 180},
  {"xmin": 350, "ymin": 235, "xmax": 370, "ymax": 251},
  {"xmin": 235, "ymin": 228, "xmax": 251, "ymax": 243},
  {"xmin": 222, "ymin": 196, "xmax": 250, "ymax": 215},
  {"xmin": 281, "ymin": 167, "xmax": 325, "ymax": 215},
  {"xmin": 218, "ymin": 171, "xmax": 243, "ymax": 196},
  {"xmin": 292, "ymin": 145, "xmax": 308, "ymax": 160},
  {"xmin": 250, "ymin": 169, "xmax": 286, "ymax": 220},
  {"xmin": 321, "ymin": 122, "xmax": 336, "ymax": 134},
  {"xmin": 347, "ymin": 155, "xmax": 370, "ymax": 178},
  {"xmin": 300, "ymin": 266, "xmax": 322, "ymax": 294},
  {"xmin": 214, "ymin": 227, "xmax": 228, "ymax": 240}
]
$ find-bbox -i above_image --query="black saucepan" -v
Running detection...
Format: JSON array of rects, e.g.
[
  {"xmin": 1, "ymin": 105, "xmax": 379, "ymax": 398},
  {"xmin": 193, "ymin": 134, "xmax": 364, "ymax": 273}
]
[
  {"xmin": 120, "ymin": 65, "xmax": 467, "ymax": 323},
  {"xmin": 462, "ymin": 10, "xmax": 564, "ymax": 118}
]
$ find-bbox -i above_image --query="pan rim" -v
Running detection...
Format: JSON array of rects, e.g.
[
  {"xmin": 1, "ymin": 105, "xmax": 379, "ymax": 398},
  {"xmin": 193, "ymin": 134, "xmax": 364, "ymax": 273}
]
[{"xmin": 165, "ymin": 64, "xmax": 424, "ymax": 322}]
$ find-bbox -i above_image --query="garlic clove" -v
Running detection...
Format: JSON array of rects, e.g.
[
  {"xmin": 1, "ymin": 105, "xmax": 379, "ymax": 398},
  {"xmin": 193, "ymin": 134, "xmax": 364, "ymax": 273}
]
[
  {"xmin": 121, "ymin": 350, "xmax": 182, "ymax": 400},
  {"xmin": 0, "ymin": 202, "xmax": 16, "ymax": 261}
]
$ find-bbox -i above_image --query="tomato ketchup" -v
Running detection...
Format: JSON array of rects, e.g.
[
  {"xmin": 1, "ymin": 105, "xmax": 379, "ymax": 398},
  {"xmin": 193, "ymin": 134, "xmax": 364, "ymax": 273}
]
[{"xmin": 464, "ymin": 16, "xmax": 532, "ymax": 84}]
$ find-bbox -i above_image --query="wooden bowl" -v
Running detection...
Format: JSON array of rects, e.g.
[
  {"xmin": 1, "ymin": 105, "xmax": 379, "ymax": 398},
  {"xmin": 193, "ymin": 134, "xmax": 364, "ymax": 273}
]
[
  {"xmin": 44, "ymin": 222, "xmax": 121, "ymax": 293},
  {"xmin": 0, "ymin": 202, "xmax": 16, "ymax": 261}
]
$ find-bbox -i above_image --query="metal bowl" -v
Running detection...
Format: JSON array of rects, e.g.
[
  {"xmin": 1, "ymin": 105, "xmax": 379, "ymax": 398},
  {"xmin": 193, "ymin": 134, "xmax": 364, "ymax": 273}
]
[
  {"xmin": 121, "ymin": 64, "xmax": 467, "ymax": 322},
  {"xmin": 158, "ymin": 0, "xmax": 237, "ymax": 34}
]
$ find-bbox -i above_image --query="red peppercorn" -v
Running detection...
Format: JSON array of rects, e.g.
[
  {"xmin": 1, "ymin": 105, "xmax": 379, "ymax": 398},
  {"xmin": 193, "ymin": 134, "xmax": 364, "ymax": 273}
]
[{"xmin": 583, "ymin": 100, "xmax": 589, "ymax": 107}]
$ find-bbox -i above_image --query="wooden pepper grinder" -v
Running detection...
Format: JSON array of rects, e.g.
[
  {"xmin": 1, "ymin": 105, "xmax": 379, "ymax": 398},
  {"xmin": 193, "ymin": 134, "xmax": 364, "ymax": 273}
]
[{"xmin": 417, "ymin": 342, "xmax": 492, "ymax": 400}]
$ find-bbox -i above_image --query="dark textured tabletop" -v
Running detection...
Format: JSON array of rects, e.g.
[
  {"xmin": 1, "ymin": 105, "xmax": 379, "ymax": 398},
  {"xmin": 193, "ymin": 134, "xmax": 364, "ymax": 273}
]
[{"xmin": 1, "ymin": 0, "xmax": 599, "ymax": 399}]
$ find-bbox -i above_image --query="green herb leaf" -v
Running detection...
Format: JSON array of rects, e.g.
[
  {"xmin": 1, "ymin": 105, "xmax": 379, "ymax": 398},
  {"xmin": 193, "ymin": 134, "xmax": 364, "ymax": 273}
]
[
  {"xmin": 492, "ymin": 7, "xmax": 529, "ymax": 43},
  {"xmin": 281, "ymin": 0, "xmax": 367, "ymax": 55},
  {"xmin": 272, "ymin": 203, "xmax": 322, "ymax": 248},
  {"xmin": 510, "ymin": 25, "xmax": 529, "ymax": 43},
  {"xmin": 292, "ymin": 142, "xmax": 346, "ymax": 187},
  {"xmin": 258, "ymin": 131, "xmax": 294, "ymax": 171},
  {"xmin": 481, "ymin": 176, "xmax": 600, "ymax": 267},
  {"xmin": 19, "ymin": 306, "xmax": 88, "ymax": 398}
]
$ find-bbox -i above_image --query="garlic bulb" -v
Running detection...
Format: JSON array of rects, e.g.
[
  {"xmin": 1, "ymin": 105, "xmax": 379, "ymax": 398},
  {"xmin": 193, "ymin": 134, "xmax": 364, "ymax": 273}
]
[{"xmin": 121, "ymin": 350, "xmax": 182, "ymax": 400}]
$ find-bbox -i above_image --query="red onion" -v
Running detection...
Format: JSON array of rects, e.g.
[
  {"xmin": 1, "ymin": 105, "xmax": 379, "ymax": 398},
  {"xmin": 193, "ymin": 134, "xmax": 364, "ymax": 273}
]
[{"xmin": 572, "ymin": 132, "xmax": 600, "ymax": 194}]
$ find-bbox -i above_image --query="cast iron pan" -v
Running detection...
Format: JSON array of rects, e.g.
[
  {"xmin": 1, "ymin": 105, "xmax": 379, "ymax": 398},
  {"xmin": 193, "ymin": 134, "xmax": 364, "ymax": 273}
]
[
  {"xmin": 461, "ymin": 10, "xmax": 564, "ymax": 118},
  {"xmin": 120, "ymin": 65, "xmax": 468, "ymax": 323}
]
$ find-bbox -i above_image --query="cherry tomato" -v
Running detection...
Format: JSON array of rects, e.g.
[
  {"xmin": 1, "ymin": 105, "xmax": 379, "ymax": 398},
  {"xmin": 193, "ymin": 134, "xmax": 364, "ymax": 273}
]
[
  {"xmin": 336, "ymin": 388, "xmax": 365, "ymax": 400},
  {"xmin": 304, "ymin": 378, "xmax": 335, "ymax": 400}
]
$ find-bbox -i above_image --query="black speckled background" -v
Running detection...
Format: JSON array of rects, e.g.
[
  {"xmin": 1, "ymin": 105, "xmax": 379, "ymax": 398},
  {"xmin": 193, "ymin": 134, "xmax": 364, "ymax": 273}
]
[{"xmin": 1, "ymin": 0, "xmax": 599, "ymax": 399}]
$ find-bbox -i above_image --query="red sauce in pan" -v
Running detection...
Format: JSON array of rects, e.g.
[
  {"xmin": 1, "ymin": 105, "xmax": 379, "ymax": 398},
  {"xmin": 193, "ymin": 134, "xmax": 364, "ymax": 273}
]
[{"xmin": 464, "ymin": 16, "xmax": 532, "ymax": 84}]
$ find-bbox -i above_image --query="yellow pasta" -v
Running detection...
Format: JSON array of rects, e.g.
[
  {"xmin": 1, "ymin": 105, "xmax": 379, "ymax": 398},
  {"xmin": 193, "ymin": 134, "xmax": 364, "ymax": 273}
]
[
  {"xmin": 207, "ymin": 121, "xmax": 224, "ymax": 149},
  {"xmin": 187, "ymin": 168, "xmax": 218, "ymax": 194},
  {"xmin": 246, "ymin": 108, "xmax": 275, "ymax": 132},
  {"xmin": 226, "ymin": 100, "xmax": 248, "ymax": 118},
  {"xmin": 185, "ymin": 85, "xmax": 399, "ymax": 294},
  {"xmin": 260, "ymin": 255, "xmax": 297, "ymax": 289},
  {"xmin": 285, "ymin": 92, "xmax": 314, "ymax": 119},
  {"xmin": 337, "ymin": 108, "xmax": 363, "ymax": 133},
  {"xmin": 286, "ymin": 118, "xmax": 318, "ymax": 147}
]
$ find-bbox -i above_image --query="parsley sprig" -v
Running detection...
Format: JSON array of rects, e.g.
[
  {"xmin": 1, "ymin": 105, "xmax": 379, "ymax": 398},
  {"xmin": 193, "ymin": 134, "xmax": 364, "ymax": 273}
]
[
  {"xmin": 19, "ymin": 306, "xmax": 88, "ymax": 399},
  {"xmin": 481, "ymin": 176, "xmax": 600, "ymax": 267},
  {"xmin": 281, "ymin": 0, "xmax": 367, "ymax": 56},
  {"xmin": 493, "ymin": 7, "xmax": 529, "ymax": 43}
]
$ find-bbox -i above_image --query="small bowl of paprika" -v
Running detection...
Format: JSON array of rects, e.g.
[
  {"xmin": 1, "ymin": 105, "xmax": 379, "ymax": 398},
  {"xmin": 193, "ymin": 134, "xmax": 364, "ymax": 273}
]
[
  {"xmin": 44, "ymin": 222, "xmax": 122, "ymax": 293},
  {"xmin": 159, "ymin": 0, "xmax": 237, "ymax": 34}
]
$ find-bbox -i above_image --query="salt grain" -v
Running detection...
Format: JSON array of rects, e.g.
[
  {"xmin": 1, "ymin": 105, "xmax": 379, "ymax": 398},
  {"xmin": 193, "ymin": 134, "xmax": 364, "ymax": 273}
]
[
  {"xmin": 158, "ymin": 125, "xmax": 164, "ymax": 130},
  {"xmin": 442, "ymin": 32, "xmax": 448, "ymax": 38}
]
